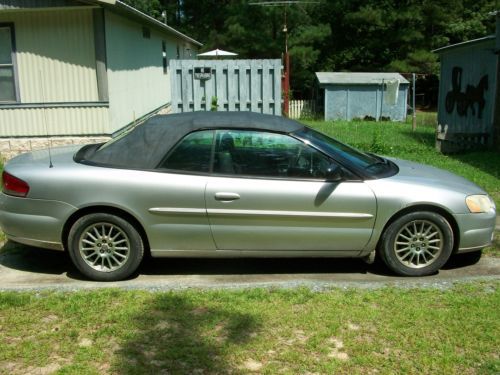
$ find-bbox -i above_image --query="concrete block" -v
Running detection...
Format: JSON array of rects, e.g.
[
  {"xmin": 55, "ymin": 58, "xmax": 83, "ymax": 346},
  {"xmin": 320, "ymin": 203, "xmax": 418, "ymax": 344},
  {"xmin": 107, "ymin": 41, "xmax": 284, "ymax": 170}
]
[
  {"xmin": 1, "ymin": 150, "xmax": 21, "ymax": 161},
  {"xmin": 72, "ymin": 138, "xmax": 91, "ymax": 145},
  {"xmin": 30, "ymin": 139, "xmax": 50, "ymax": 151},
  {"xmin": 87, "ymin": 137, "xmax": 109, "ymax": 144},
  {"xmin": 0, "ymin": 140, "xmax": 11, "ymax": 152},
  {"xmin": 50, "ymin": 139, "xmax": 74, "ymax": 147},
  {"xmin": 9, "ymin": 139, "xmax": 31, "ymax": 152}
]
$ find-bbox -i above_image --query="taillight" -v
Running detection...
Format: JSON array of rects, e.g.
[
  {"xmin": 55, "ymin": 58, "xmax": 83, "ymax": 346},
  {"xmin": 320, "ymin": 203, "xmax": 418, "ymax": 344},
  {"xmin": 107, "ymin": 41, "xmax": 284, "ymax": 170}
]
[{"xmin": 2, "ymin": 171, "xmax": 30, "ymax": 197}]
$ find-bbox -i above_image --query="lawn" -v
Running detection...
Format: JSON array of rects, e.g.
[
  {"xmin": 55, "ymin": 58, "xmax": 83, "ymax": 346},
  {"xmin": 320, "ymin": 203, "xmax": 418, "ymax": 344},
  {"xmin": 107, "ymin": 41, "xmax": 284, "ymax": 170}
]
[{"xmin": 0, "ymin": 283, "xmax": 499, "ymax": 374}]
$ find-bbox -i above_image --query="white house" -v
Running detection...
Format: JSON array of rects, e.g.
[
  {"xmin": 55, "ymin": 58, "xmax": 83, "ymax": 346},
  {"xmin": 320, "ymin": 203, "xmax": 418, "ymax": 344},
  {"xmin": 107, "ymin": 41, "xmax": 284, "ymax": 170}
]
[{"xmin": 0, "ymin": 0, "xmax": 201, "ymax": 159}]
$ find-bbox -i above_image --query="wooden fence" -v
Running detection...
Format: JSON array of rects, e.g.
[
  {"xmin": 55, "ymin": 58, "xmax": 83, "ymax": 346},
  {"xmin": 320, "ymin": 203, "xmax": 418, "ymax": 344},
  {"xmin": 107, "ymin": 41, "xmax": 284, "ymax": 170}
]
[
  {"xmin": 170, "ymin": 59, "xmax": 282, "ymax": 115},
  {"xmin": 288, "ymin": 100, "xmax": 316, "ymax": 119}
]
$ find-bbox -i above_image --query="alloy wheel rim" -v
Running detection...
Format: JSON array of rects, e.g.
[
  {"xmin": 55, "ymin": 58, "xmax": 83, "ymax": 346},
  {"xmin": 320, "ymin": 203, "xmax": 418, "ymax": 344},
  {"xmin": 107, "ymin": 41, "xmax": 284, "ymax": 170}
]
[
  {"xmin": 394, "ymin": 220, "xmax": 443, "ymax": 269},
  {"xmin": 79, "ymin": 223, "xmax": 130, "ymax": 273}
]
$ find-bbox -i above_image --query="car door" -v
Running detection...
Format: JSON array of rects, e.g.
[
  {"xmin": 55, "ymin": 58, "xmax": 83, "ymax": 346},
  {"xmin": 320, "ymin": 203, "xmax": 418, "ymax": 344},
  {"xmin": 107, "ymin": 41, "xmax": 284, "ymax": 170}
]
[
  {"xmin": 205, "ymin": 129, "xmax": 377, "ymax": 253},
  {"xmin": 147, "ymin": 129, "xmax": 216, "ymax": 253}
]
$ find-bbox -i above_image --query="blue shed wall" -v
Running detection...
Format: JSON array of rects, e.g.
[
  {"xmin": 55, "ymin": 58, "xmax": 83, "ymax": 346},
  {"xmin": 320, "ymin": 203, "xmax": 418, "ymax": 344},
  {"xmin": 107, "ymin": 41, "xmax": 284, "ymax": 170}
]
[
  {"xmin": 437, "ymin": 39, "xmax": 496, "ymax": 136},
  {"xmin": 323, "ymin": 84, "xmax": 408, "ymax": 121}
]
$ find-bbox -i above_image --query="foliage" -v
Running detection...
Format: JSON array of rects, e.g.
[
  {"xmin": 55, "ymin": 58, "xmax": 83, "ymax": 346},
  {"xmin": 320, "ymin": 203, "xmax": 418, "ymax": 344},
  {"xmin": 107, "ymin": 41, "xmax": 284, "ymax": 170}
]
[
  {"xmin": 210, "ymin": 96, "xmax": 218, "ymax": 111},
  {"xmin": 122, "ymin": 0, "xmax": 497, "ymax": 98}
]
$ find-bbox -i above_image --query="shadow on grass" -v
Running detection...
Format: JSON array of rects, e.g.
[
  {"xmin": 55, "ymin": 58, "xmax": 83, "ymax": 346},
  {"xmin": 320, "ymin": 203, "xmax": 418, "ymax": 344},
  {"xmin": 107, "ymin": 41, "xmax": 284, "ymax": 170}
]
[
  {"xmin": 113, "ymin": 293, "xmax": 260, "ymax": 374},
  {"xmin": 450, "ymin": 151, "xmax": 500, "ymax": 180}
]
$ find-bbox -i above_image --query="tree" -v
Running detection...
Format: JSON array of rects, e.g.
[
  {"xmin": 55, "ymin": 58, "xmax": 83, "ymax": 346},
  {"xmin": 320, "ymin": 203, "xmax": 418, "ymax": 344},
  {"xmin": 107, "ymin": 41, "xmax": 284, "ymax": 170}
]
[{"xmin": 122, "ymin": 0, "xmax": 498, "ymax": 100}]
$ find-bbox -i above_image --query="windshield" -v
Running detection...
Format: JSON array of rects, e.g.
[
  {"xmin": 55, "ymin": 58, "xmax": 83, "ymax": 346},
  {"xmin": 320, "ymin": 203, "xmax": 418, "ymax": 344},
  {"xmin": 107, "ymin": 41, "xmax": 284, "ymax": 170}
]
[{"xmin": 293, "ymin": 127, "xmax": 394, "ymax": 177}]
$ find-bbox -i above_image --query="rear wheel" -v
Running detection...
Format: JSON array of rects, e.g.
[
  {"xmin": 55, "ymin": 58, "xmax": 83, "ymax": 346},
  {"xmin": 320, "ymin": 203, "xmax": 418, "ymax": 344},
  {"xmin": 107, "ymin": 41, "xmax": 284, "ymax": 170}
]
[
  {"xmin": 68, "ymin": 213, "xmax": 144, "ymax": 281},
  {"xmin": 379, "ymin": 211, "xmax": 454, "ymax": 276}
]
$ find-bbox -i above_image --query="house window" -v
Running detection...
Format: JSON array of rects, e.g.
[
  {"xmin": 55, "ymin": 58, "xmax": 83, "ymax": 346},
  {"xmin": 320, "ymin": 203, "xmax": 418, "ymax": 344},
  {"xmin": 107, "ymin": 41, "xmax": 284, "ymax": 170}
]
[
  {"xmin": 176, "ymin": 44, "xmax": 180, "ymax": 59},
  {"xmin": 0, "ymin": 24, "xmax": 18, "ymax": 103},
  {"xmin": 142, "ymin": 26, "xmax": 150, "ymax": 39},
  {"xmin": 162, "ymin": 41, "xmax": 167, "ymax": 74}
]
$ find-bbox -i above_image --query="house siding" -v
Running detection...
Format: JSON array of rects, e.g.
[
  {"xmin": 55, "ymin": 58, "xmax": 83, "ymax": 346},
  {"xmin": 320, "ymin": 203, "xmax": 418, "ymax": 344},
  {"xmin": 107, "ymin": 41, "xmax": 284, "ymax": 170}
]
[
  {"xmin": 0, "ymin": 8, "xmax": 109, "ymax": 137},
  {"xmin": 105, "ymin": 10, "xmax": 197, "ymax": 133},
  {"xmin": 0, "ymin": 105, "xmax": 109, "ymax": 137},
  {"xmin": 0, "ymin": 8, "xmax": 99, "ymax": 103}
]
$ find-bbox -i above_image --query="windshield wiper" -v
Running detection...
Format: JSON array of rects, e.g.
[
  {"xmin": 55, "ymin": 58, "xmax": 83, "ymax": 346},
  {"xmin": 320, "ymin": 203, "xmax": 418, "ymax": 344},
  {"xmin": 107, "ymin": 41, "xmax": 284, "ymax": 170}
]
[{"xmin": 364, "ymin": 154, "xmax": 389, "ymax": 169}]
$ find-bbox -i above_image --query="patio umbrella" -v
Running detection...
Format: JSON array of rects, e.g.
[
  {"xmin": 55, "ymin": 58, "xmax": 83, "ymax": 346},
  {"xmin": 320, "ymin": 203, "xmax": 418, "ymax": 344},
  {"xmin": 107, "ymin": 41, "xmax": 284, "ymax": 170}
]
[{"xmin": 197, "ymin": 48, "xmax": 238, "ymax": 58}]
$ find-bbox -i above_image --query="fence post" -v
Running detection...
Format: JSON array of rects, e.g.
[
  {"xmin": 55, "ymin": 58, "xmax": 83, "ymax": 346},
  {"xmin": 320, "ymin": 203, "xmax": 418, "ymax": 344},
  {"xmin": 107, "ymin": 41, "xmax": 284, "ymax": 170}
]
[{"xmin": 412, "ymin": 73, "xmax": 417, "ymax": 131}]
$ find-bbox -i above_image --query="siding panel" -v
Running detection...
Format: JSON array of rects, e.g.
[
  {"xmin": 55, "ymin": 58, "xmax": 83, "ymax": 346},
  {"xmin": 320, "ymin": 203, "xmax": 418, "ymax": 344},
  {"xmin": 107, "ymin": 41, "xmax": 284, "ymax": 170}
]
[
  {"xmin": 0, "ymin": 9, "xmax": 99, "ymax": 104},
  {"xmin": 0, "ymin": 106, "xmax": 109, "ymax": 137}
]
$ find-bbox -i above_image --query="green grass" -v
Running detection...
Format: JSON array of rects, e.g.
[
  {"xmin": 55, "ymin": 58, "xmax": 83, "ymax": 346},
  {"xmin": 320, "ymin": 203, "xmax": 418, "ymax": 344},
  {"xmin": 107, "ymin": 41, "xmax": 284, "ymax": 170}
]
[{"xmin": 0, "ymin": 283, "xmax": 499, "ymax": 374}]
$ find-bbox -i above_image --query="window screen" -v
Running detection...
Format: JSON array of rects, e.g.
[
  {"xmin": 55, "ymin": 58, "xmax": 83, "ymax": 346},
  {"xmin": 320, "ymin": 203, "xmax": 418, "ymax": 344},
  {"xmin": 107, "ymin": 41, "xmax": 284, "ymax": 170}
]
[
  {"xmin": 0, "ymin": 25, "xmax": 17, "ymax": 102},
  {"xmin": 162, "ymin": 41, "xmax": 167, "ymax": 74}
]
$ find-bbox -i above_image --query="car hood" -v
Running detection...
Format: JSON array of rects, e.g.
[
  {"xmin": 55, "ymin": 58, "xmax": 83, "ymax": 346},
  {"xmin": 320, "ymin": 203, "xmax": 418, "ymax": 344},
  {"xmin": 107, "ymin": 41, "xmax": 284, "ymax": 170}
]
[{"xmin": 386, "ymin": 157, "xmax": 486, "ymax": 195}]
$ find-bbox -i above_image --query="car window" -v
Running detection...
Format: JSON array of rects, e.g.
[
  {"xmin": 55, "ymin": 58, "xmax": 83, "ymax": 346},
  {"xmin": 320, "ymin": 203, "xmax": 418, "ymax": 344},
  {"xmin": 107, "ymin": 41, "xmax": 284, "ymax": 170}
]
[
  {"xmin": 213, "ymin": 130, "xmax": 334, "ymax": 179},
  {"xmin": 159, "ymin": 130, "xmax": 214, "ymax": 172}
]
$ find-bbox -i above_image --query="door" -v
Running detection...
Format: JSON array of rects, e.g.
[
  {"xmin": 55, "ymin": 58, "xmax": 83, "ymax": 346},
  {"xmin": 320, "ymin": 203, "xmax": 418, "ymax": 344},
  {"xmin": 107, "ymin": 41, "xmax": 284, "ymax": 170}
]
[{"xmin": 205, "ymin": 130, "xmax": 376, "ymax": 252}]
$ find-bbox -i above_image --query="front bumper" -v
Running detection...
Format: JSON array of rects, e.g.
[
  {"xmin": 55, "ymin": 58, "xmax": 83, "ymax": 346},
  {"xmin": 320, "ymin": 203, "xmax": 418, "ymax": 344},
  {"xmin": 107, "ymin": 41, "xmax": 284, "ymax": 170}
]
[
  {"xmin": 453, "ymin": 210, "xmax": 496, "ymax": 253},
  {"xmin": 0, "ymin": 193, "xmax": 76, "ymax": 251}
]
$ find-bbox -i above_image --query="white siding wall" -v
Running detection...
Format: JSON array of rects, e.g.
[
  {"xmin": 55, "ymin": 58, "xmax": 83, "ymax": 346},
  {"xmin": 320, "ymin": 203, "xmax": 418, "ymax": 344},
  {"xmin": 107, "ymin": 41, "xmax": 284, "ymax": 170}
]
[
  {"xmin": 0, "ymin": 8, "xmax": 99, "ymax": 103},
  {"xmin": 105, "ymin": 10, "xmax": 198, "ymax": 133},
  {"xmin": 0, "ymin": 106, "xmax": 109, "ymax": 136},
  {"xmin": 0, "ymin": 8, "xmax": 109, "ymax": 137}
]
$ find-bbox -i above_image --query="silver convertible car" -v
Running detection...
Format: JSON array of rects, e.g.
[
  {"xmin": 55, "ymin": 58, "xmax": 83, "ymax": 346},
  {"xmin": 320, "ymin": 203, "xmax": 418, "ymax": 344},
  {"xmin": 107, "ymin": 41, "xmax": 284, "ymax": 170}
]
[{"xmin": 0, "ymin": 112, "xmax": 496, "ymax": 281}]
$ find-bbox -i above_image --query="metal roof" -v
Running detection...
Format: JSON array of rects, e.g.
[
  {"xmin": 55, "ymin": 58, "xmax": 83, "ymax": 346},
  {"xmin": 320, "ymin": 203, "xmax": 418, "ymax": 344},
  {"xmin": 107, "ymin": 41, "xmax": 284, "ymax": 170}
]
[
  {"xmin": 432, "ymin": 35, "xmax": 495, "ymax": 54},
  {"xmin": 316, "ymin": 72, "xmax": 409, "ymax": 85}
]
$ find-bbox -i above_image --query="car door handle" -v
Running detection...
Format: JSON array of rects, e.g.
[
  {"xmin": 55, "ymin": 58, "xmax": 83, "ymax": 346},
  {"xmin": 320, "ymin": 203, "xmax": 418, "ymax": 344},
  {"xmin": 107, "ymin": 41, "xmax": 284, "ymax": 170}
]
[{"xmin": 214, "ymin": 192, "xmax": 240, "ymax": 201}]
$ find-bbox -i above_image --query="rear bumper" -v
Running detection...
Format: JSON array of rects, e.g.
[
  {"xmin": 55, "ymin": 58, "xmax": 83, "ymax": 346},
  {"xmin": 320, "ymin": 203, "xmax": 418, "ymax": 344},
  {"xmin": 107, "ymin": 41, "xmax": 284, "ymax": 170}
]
[
  {"xmin": 453, "ymin": 210, "xmax": 496, "ymax": 253},
  {"xmin": 0, "ymin": 193, "xmax": 76, "ymax": 250}
]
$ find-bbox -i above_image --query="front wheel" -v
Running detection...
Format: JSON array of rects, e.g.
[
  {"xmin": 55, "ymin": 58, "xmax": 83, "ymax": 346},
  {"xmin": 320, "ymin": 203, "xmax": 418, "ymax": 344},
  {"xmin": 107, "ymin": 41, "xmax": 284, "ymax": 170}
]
[
  {"xmin": 379, "ymin": 211, "xmax": 454, "ymax": 276},
  {"xmin": 68, "ymin": 213, "xmax": 144, "ymax": 281}
]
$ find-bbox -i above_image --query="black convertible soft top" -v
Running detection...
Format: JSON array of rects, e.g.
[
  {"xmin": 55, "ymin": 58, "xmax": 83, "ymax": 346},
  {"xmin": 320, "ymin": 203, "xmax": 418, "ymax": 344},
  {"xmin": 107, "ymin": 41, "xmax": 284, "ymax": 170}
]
[{"xmin": 77, "ymin": 111, "xmax": 305, "ymax": 169}]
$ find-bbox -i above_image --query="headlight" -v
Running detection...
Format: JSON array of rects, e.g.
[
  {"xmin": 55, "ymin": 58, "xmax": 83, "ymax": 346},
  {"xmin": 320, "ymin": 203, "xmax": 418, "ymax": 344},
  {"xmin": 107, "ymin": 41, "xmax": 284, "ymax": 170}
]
[{"xmin": 466, "ymin": 195, "xmax": 495, "ymax": 213}]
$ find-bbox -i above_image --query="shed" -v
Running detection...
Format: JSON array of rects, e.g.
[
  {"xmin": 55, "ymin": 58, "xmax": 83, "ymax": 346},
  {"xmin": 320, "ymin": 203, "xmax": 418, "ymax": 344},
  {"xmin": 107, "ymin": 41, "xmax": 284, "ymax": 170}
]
[
  {"xmin": 316, "ymin": 72, "xmax": 409, "ymax": 121},
  {"xmin": 434, "ymin": 24, "xmax": 499, "ymax": 152},
  {"xmin": 0, "ymin": 0, "xmax": 201, "ymax": 159}
]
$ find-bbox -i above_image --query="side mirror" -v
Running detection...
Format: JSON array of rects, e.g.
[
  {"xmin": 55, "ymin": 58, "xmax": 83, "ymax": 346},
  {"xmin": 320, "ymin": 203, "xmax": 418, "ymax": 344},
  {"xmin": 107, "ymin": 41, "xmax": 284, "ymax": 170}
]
[{"xmin": 325, "ymin": 163, "xmax": 343, "ymax": 182}]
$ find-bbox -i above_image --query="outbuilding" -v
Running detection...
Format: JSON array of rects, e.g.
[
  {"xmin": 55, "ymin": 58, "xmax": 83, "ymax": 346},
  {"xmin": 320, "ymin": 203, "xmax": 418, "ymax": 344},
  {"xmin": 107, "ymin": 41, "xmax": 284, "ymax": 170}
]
[
  {"xmin": 0, "ymin": 0, "xmax": 201, "ymax": 159},
  {"xmin": 434, "ymin": 12, "xmax": 499, "ymax": 152},
  {"xmin": 315, "ymin": 72, "xmax": 409, "ymax": 122}
]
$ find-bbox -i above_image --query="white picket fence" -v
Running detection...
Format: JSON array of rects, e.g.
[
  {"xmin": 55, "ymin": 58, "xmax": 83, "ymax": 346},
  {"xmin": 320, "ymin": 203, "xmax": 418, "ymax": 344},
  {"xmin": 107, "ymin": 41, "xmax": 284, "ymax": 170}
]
[{"xmin": 288, "ymin": 100, "xmax": 316, "ymax": 119}]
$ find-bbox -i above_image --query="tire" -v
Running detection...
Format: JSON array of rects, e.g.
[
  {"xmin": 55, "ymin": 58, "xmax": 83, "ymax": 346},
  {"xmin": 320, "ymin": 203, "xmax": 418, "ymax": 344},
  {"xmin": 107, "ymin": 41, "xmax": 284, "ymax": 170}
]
[
  {"xmin": 378, "ymin": 211, "xmax": 454, "ymax": 276},
  {"xmin": 68, "ymin": 213, "xmax": 144, "ymax": 281}
]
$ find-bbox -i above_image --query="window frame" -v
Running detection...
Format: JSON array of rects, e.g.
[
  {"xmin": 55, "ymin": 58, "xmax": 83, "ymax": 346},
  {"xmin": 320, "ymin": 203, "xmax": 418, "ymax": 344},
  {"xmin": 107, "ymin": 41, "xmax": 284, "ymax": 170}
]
[
  {"xmin": 162, "ymin": 40, "xmax": 168, "ymax": 74},
  {"xmin": 0, "ymin": 22, "xmax": 20, "ymax": 103},
  {"xmin": 156, "ymin": 128, "xmax": 361, "ymax": 182}
]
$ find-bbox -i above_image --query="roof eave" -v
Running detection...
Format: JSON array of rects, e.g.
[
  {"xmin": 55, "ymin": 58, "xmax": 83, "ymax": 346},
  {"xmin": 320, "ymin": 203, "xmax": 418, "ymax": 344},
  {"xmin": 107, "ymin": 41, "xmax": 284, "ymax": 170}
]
[
  {"xmin": 92, "ymin": 0, "xmax": 202, "ymax": 47},
  {"xmin": 432, "ymin": 35, "xmax": 495, "ymax": 54}
]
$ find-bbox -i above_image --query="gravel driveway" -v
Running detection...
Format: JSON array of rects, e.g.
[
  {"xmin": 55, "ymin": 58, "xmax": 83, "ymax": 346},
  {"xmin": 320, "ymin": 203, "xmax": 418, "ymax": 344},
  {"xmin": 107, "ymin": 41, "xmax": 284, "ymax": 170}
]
[{"xmin": 1, "ymin": 241, "xmax": 499, "ymax": 291}]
